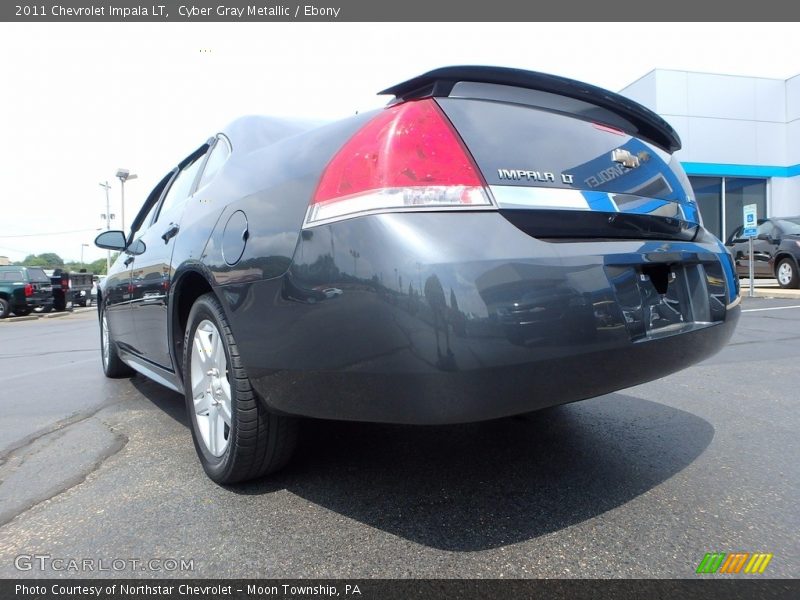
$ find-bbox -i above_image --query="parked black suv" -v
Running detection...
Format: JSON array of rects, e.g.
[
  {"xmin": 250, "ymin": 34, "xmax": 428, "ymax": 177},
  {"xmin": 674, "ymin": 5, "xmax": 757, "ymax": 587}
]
[
  {"xmin": 725, "ymin": 216, "xmax": 800, "ymax": 288},
  {"xmin": 0, "ymin": 266, "xmax": 54, "ymax": 318},
  {"xmin": 48, "ymin": 269, "xmax": 95, "ymax": 310}
]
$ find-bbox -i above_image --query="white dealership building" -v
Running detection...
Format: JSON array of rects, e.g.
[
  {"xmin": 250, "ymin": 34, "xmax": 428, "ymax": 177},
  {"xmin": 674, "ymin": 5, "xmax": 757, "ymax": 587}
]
[{"xmin": 620, "ymin": 69, "xmax": 800, "ymax": 241}]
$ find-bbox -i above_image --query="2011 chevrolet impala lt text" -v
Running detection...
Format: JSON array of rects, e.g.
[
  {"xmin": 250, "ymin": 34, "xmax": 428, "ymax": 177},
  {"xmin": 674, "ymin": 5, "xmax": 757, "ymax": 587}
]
[{"xmin": 95, "ymin": 66, "xmax": 741, "ymax": 483}]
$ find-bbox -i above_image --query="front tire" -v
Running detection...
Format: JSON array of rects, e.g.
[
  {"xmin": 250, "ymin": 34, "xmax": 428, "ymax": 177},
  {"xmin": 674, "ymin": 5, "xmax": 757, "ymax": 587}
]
[
  {"xmin": 183, "ymin": 293, "xmax": 298, "ymax": 484},
  {"xmin": 776, "ymin": 258, "xmax": 799, "ymax": 289},
  {"xmin": 100, "ymin": 302, "xmax": 134, "ymax": 378}
]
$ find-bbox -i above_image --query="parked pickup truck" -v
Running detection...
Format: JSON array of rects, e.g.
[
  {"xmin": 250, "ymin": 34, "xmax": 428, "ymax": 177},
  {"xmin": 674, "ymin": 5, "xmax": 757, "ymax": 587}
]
[
  {"xmin": 48, "ymin": 269, "xmax": 95, "ymax": 311},
  {"xmin": 0, "ymin": 266, "xmax": 54, "ymax": 318}
]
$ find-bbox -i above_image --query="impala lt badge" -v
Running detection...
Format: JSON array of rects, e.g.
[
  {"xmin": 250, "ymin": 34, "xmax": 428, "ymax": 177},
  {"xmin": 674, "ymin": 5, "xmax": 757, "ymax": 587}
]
[{"xmin": 497, "ymin": 169, "xmax": 574, "ymax": 184}]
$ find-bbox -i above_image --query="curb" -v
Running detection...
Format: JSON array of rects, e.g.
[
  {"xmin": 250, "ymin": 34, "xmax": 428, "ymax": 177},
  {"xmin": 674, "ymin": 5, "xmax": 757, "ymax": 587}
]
[
  {"xmin": 0, "ymin": 308, "xmax": 95, "ymax": 324},
  {"xmin": 752, "ymin": 289, "xmax": 800, "ymax": 300},
  {"xmin": 740, "ymin": 277, "xmax": 800, "ymax": 300},
  {"xmin": 0, "ymin": 315, "xmax": 38, "ymax": 323}
]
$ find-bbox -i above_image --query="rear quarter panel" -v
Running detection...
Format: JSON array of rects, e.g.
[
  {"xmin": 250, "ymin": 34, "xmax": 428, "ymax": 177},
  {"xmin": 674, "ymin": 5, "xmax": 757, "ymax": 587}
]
[{"xmin": 190, "ymin": 112, "xmax": 377, "ymax": 288}]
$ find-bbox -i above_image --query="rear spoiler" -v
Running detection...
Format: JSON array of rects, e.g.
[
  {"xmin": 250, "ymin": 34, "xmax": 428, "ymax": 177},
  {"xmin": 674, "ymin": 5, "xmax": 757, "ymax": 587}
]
[{"xmin": 379, "ymin": 66, "xmax": 681, "ymax": 153}]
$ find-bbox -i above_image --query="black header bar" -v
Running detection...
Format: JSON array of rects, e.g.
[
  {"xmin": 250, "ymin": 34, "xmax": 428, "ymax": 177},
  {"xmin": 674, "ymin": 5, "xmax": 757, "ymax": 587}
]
[{"xmin": 4, "ymin": 579, "xmax": 800, "ymax": 600}]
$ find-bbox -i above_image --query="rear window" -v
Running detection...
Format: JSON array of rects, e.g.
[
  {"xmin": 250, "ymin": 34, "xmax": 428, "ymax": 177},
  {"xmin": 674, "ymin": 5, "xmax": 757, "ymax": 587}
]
[
  {"xmin": 1, "ymin": 270, "xmax": 24, "ymax": 281},
  {"xmin": 776, "ymin": 218, "xmax": 800, "ymax": 235},
  {"xmin": 26, "ymin": 268, "xmax": 51, "ymax": 282}
]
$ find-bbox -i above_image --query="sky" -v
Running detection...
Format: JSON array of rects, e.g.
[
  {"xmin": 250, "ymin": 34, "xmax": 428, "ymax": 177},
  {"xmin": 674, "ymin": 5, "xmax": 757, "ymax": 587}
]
[{"xmin": 1, "ymin": 22, "xmax": 799, "ymax": 263}]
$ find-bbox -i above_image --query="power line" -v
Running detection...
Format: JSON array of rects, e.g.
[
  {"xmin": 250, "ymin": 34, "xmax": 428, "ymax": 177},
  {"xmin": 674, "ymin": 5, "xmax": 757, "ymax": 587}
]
[{"xmin": 0, "ymin": 228, "xmax": 101, "ymax": 238}]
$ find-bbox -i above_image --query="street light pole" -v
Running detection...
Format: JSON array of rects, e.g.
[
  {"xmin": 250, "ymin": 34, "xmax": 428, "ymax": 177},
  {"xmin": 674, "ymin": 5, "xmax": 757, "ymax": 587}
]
[
  {"xmin": 99, "ymin": 181, "xmax": 113, "ymax": 273},
  {"xmin": 116, "ymin": 169, "xmax": 137, "ymax": 233},
  {"xmin": 80, "ymin": 243, "xmax": 89, "ymax": 270}
]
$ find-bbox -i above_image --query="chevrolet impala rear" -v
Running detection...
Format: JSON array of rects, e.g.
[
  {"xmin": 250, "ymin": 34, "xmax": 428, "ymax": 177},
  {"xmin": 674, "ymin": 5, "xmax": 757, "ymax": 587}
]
[{"xmin": 97, "ymin": 66, "xmax": 740, "ymax": 483}]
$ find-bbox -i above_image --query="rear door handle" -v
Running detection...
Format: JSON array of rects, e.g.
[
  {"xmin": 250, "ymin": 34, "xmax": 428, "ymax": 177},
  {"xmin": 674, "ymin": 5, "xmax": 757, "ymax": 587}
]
[
  {"xmin": 123, "ymin": 256, "xmax": 135, "ymax": 267},
  {"xmin": 161, "ymin": 224, "xmax": 180, "ymax": 243}
]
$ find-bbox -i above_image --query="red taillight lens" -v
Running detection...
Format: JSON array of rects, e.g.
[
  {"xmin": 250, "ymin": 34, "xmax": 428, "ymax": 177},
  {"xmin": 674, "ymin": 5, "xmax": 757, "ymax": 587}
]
[
  {"xmin": 306, "ymin": 99, "xmax": 492, "ymax": 226},
  {"xmin": 592, "ymin": 122, "xmax": 625, "ymax": 136},
  {"xmin": 24, "ymin": 283, "xmax": 33, "ymax": 297},
  {"xmin": 61, "ymin": 276, "xmax": 68, "ymax": 291}
]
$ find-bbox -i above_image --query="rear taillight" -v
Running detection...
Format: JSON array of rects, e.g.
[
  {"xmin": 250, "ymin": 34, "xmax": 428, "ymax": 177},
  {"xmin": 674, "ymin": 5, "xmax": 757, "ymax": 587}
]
[
  {"xmin": 24, "ymin": 283, "xmax": 33, "ymax": 297},
  {"xmin": 305, "ymin": 99, "xmax": 493, "ymax": 226},
  {"xmin": 61, "ymin": 276, "xmax": 69, "ymax": 291}
]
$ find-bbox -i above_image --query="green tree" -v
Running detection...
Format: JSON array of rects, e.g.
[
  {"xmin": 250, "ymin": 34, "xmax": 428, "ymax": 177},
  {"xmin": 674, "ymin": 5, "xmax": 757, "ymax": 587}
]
[
  {"xmin": 19, "ymin": 253, "xmax": 64, "ymax": 267},
  {"xmin": 86, "ymin": 256, "xmax": 117, "ymax": 274}
]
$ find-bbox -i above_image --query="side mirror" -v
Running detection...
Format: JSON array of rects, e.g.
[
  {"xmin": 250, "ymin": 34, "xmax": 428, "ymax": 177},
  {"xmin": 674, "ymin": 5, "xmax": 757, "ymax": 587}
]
[
  {"xmin": 756, "ymin": 233, "xmax": 771, "ymax": 241},
  {"xmin": 95, "ymin": 230, "xmax": 127, "ymax": 251},
  {"xmin": 129, "ymin": 239, "xmax": 146, "ymax": 256}
]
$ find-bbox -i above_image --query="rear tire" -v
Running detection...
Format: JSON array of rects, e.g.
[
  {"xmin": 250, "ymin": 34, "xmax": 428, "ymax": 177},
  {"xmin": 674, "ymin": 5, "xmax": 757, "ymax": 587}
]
[
  {"xmin": 183, "ymin": 293, "xmax": 298, "ymax": 484},
  {"xmin": 0, "ymin": 298, "xmax": 9, "ymax": 319},
  {"xmin": 14, "ymin": 307, "xmax": 32, "ymax": 316},
  {"xmin": 776, "ymin": 258, "xmax": 799, "ymax": 289},
  {"xmin": 100, "ymin": 302, "xmax": 134, "ymax": 378}
]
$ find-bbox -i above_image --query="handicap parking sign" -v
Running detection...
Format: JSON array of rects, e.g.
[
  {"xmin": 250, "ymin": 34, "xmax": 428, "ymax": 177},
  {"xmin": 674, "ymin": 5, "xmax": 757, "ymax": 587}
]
[{"xmin": 743, "ymin": 204, "xmax": 758, "ymax": 237}]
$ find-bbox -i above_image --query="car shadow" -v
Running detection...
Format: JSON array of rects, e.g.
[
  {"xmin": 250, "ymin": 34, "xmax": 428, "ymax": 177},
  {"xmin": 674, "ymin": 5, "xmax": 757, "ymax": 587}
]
[
  {"xmin": 130, "ymin": 379, "xmax": 714, "ymax": 552},
  {"xmin": 130, "ymin": 375, "xmax": 190, "ymax": 427}
]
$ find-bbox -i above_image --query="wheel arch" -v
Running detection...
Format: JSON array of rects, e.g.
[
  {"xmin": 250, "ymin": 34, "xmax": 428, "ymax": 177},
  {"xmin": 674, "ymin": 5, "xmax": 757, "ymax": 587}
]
[
  {"xmin": 170, "ymin": 265, "xmax": 217, "ymax": 383},
  {"xmin": 774, "ymin": 252, "xmax": 799, "ymax": 273}
]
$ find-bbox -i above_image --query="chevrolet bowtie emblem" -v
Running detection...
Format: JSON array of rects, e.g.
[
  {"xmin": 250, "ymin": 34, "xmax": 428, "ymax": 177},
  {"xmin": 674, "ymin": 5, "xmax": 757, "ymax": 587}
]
[{"xmin": 611, "ymin": 148, "xmax": 640, "ymax": 169}]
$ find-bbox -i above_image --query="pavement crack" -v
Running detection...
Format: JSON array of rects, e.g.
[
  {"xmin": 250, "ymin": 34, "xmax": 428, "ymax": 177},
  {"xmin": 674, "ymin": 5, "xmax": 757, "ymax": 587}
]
[
  {"xmin": 0, "ymin": 424, "xmax": 128, "ymax": 528},
  {"xmin": 727, "ymin": 335, "xmax": 800, "ymax": 347},
  {"xmin": 0, "ymin": 398, "xmax": 124, "ymax": 466}
]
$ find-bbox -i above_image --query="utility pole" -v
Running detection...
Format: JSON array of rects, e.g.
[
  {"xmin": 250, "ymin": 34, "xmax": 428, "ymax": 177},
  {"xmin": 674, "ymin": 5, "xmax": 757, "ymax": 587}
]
[
  {"xmin": 116, "ymin": 169, "xmax": 137, "ymax": 233},
  {"xmin": 350, "ymin": 249, "xmax": 360, "ymax": 278},
  {"xmin": 99, "ymin": 181, "xmax": 113, "ymax": 273}
]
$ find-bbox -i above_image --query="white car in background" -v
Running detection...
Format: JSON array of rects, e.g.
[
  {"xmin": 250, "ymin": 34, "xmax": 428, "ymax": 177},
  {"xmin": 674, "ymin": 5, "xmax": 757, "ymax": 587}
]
[{"xmin": 90, "ymin": 275, "xmax": 106, "ymax": 306}]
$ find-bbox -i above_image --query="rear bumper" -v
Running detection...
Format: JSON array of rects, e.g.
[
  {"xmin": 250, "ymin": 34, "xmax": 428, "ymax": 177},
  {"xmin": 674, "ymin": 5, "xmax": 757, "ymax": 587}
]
[
  {"xmin": 23, "ymin": 296, "xmax": 52, "ymax": 309},
  {"xmin": 223, "ymin": 212, "xmax": 740, "ymax": 424},
  {"xmin": 251, "ymin": 317, "xmax": 737, "ymax": 424}
]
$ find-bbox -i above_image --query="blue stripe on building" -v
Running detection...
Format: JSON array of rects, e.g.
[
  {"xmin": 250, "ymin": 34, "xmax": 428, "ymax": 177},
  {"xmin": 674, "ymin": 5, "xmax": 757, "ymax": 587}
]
[{"xmin": 682, "ymin": 162, "xmax": 800, "ymax": 178}]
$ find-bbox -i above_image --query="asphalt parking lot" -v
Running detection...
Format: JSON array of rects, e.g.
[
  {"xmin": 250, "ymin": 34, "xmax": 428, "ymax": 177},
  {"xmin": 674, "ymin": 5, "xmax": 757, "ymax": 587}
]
[{"xmin": 0, "ymin": 297, "xmax": 797, "ymax": 578}]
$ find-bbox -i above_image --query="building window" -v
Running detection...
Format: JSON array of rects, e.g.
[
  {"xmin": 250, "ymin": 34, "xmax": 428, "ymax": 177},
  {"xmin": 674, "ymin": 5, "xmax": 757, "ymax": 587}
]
[
  {"xmin": 690, "ymin": 177, "xmax": 722, "ymax": 239},
  {"xmin": 724, "ymin": 178, "xmax": 767, "ymax": 242},
  {"xmin": 688, "ymin": 176, "xmax": 767, "ymax": 241}
]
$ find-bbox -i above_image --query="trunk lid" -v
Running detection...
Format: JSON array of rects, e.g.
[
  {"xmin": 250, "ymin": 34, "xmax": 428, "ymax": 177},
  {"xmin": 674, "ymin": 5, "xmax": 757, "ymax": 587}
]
[
  {"xmin": 380, "ymin": 67, "xmax": 700, "ymax": 241},
  {"xmin": 436, "ymin": 94, "xmax": 699, "ymax": 240}
]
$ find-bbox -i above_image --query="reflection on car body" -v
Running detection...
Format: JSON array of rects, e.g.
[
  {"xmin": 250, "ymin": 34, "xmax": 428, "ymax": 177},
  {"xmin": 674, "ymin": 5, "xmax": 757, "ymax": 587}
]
[{"xmin": 725, "ymin": 216, "xmax": 800, "ymax": 289}]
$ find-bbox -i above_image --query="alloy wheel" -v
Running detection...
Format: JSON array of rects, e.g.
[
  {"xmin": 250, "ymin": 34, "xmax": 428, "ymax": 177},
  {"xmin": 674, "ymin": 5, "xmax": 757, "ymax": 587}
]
[
  {"xmin": 190, "ymin": 320, "xmax": 232, "ymax": 457},
  {"xmin": 778, "ymin": 262, "xmax": 793, "ymax": 286},
  {"xmin": 101, "ymin": 312, "xmax": 110, "ymax": 367}
]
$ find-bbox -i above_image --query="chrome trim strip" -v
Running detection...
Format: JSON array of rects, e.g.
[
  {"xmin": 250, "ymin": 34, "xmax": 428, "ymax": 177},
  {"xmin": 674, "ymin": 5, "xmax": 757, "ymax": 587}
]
[
  {"xmin": 490, "ymin": 186, "xmax": 590, "ymax": 210},
  {"xmin": 118, "ymin": 347, "xmax": 181, "ymax": 393},
  {"xmin": 490, "ymin": 185, "xmax": 687, "ymax": 221},
  {"xmin": 303, "ymin": 202, "xmax": 496, "ymax": 229}
]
